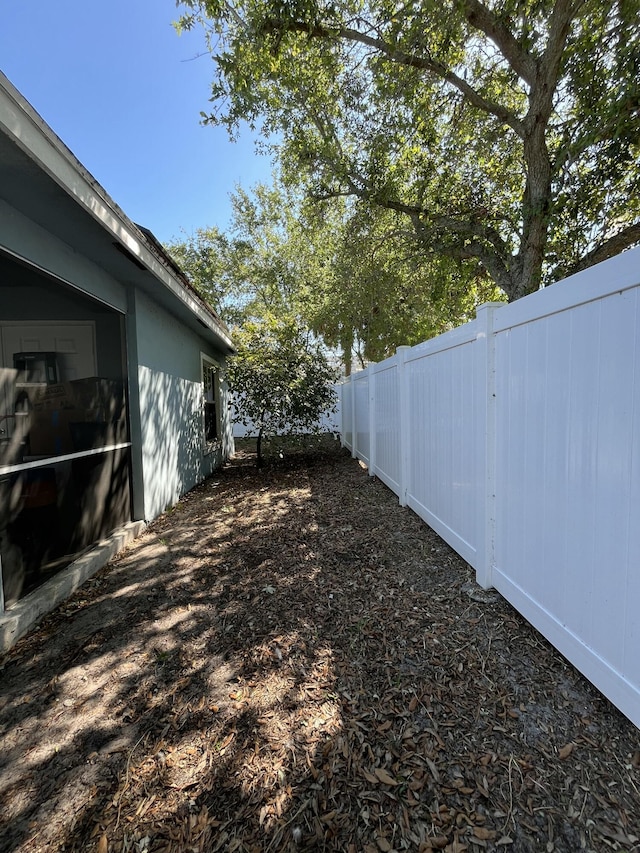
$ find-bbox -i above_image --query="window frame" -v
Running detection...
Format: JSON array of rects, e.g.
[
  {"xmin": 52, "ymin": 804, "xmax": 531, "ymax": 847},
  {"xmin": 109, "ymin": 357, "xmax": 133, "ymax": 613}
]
[{"xmin": 201, "ymin": 353, "xmax": 221, "ymax": 454}]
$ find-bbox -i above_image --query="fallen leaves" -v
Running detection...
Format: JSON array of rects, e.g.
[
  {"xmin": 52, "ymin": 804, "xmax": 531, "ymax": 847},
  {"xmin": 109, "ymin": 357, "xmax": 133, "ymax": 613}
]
[
  {"xmin": 473, "ymin": 826, "xmax": 496, "ymax": 840},
  {"xmin": 374, "ymin": 767, "xmax": 398, "ymax": 786},
  {"xmin": 1, "ymin": 444, "xmax": 639, "ymax": 853},
  {"xmin": 558, "ymin": 742, "xmax": 575, "ymax": 760},
  {"xmin": 360, "ymin": 767, "xmax": 399, "ymax": 787}
]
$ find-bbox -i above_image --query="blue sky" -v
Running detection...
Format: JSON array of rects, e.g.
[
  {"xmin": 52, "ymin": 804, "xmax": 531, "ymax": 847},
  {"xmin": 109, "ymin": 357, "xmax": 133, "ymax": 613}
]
[{"xmin": 0, "ymin": 0, "xmax": 273, "ymax": 244}]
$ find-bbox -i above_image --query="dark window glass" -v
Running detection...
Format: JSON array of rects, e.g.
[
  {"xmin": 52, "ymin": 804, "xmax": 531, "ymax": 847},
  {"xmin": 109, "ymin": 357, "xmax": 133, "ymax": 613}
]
[
  {"xmin": 202, "ymin": 362, "xmax": 219, "ymax": 444},
  {"xmin": 0, "ymin": 448, "xmax": 131, "ymax": 607}
]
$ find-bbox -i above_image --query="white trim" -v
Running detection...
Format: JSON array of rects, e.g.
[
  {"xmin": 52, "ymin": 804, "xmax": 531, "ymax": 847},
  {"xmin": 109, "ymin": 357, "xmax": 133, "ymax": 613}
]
[
  {"xmin": 0, "ymin": 442, "xmax": 132, "ymax": 476},
  {"xmin": 200, "ymin": 350, "xmax": 223, "ymax": 371}
]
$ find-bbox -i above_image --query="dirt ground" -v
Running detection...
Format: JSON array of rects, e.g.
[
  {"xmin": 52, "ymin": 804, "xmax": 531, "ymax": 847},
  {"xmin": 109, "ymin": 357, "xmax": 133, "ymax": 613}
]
[{"xmin": 0, "ymin": 442, "xmax": 639, "ymax": 853}]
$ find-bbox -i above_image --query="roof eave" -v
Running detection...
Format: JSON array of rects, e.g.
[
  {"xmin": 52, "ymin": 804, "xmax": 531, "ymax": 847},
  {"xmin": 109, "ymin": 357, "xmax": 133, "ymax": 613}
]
[{"xmin": 0, "ymin": 72, "xmax": 235, "ymax": 355}]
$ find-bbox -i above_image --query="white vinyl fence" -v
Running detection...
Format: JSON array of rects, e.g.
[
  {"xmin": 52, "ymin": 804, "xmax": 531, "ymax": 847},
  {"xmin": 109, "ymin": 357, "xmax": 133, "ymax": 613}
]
[
  {"xmin": 232, "ymin": 401, "xmax": 341, "ymax": 438},
  {"xmin": 338, "ymin": 246, "xmax": 640, "ymax": 729}
]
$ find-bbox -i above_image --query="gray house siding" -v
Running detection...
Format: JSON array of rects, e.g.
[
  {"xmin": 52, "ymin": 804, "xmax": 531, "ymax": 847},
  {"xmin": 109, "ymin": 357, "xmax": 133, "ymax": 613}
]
[{"xmin": 133, "ymin": 288, "xmax": 230, "ymax": 520}]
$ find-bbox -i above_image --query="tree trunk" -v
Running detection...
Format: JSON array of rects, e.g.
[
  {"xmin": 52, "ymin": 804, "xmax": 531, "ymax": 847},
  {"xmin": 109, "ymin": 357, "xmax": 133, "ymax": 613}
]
[
  {"xmin": 256, "ymin": 427, "xmax": 264, "ymax": 468},
  {"xmin": 514, "ymin": 105, "xmax": 554, "ymax": 300},
  {"xmin": 342, "ymin": 331, "xmax": 353, "ymax": 376}
]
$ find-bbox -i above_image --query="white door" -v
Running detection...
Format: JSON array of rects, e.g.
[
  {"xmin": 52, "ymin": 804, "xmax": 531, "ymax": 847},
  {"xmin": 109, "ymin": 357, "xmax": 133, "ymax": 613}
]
[{"xmin": 0, "ymin": 322, "xmax": 97, "ymax": 381}]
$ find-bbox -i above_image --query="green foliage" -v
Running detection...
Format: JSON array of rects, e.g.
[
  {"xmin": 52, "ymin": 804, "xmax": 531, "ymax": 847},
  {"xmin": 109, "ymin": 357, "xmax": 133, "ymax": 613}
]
[
  {"xmin": 165, "ymin": 226, "xmax": 253, "ymax": 325},
  {"xmin": 227, "ymin": 313, "xmax": 338, "ymax": 465},
  {"xmin": 297, "ymin": 199, "xmax": 504, "ymax": 370},
  {"xmin": 167, "ymin": 178, "xmax": 503, "ymax": 372},
  {"xmin": 224, "ymin": 183, "xmax": 305, "ymax": 318},
  {"xmin": 176, "ymin": 0, "xmax": 640, "ymax": 301},
  {"xmin": 166, "ymin": 183, "xmax": 310, "ymax": 324},
  {"xmin": 166, "ymin": 227, "xmax": 223, "ymax": 306}
]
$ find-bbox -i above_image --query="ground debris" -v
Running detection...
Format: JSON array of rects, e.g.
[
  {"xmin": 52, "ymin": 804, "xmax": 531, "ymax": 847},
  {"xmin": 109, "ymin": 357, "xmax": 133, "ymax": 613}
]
[{"xmin": 1, "ymin": 443, "xmax": 639, "ymax": 852}]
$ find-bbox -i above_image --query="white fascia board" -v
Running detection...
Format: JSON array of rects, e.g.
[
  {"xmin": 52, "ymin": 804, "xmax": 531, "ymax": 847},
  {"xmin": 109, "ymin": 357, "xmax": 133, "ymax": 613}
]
[{"xmin": 0, "ymin": 73, "xmax": 233, "ymax": 353}]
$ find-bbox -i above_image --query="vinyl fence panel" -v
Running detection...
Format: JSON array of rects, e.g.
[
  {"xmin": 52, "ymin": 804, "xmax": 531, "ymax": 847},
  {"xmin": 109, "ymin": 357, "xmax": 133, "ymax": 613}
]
[
  {"xmin": 341, "ymin": 380, "xmax": 353, "ymax": 452},
  {"xmin": 404, "ymin": 322, "xmax": 482, "ymax": 570},
  {"xmin": 353, "ymin": 369, "xmax": 370, "ymax": 466},
  {"xmin": 337, "ymin": 245, "xmax": 640, "ymax": 729},
  {"xmin": 492, "ymin": 269, "xmax": 640, "ymax": 727},
  {"xmin": 371, "ymin": 358, "xmax": 401, "ymax": 493}
]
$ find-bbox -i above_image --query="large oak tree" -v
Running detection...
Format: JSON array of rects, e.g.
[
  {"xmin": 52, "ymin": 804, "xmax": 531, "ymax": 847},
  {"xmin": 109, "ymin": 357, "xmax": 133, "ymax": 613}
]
[{"xmin": 177, "ymin": 0, "xmax": 640, "ymax": 301}]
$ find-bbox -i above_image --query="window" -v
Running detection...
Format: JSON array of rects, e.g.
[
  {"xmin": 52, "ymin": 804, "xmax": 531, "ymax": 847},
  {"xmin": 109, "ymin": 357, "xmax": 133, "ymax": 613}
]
[{"xmin": 201, "ymin": 356, "xmax": 220, "ymax": 449}]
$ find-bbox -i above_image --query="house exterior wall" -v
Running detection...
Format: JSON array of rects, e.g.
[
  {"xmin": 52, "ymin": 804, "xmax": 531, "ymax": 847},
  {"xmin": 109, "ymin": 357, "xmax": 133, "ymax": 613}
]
[
  {"xmin": 0, "ymin": 197, "xmax": 233, "ymax": 526},
  {"xmin": 132, "ymin": 288, "xmax": 232, "ymax": 521},
  {"xmin": 0, "ymin": 73, "xmax": 234, "ymax": 643},
  {"xmin": 0, "ymin": 199, "xmax": 128, "ymax": 313}
]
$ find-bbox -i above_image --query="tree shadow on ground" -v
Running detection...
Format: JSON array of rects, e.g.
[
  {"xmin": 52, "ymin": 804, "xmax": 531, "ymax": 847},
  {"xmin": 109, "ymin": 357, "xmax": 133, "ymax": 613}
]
[{"xmin": 1, "ymin": 443, "xmax": 639, "ymax": 853}]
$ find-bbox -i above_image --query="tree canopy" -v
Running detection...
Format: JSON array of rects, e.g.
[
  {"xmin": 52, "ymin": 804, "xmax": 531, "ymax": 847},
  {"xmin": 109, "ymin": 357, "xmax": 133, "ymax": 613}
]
[
  {"xmin": 295, "ymin": 197, "xmax": 503, "ymax": 371},
  {"xmin": 164, "ymin": 185, "xmax": 298, "ymax": 325},
  {"xmin": 167, "ymin": 180, "xmax": 503, "ymax": 371},
  {"xmin": 176, "ymin": 0, "xmax": 640, "ymax": 301}
]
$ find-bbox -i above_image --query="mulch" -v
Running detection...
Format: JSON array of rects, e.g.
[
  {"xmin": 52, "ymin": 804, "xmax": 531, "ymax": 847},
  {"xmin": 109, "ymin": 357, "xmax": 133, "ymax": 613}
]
[{"xmin": 0, "ymin": 442, "xmax": 638, "ymax": 853}]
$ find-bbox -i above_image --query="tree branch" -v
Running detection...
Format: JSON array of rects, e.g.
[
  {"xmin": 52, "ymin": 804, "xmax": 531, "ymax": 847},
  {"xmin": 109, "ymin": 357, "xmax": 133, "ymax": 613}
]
[
  {"xmin": 528, "ymin": 0, "xmax": 585, "ymax": 123},
  {"xmin": 275, "ymin": 18, "xmax": 526, "ymax": 137},
  {"xmin": 342, "ymin": 25, "xmax": 525, "ymax": 136},
  {"xmin": 311, "ymin": 173, "xmax": 515, "ymax": 293},
  {"xmin": 356, "ymin": 191, "xmax": 512, "ymax": 260},
  {"xmin": 560, "ymin": 222, "xmax": 640, "ymax": 278},
  {"xmin": 460, "ymin": 0, "xmax": 537, "ymax": 85},
  {"xmin": 407, "ymin": 211, "xmax": 514, "ymax": 294}
]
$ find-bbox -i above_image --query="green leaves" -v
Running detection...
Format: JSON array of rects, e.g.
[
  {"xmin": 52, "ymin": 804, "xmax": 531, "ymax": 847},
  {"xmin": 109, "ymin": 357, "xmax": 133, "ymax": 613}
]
[
  {"xmin": 176, "ymin": 0, "xmax": 640, "ymax": 301},
  {"xmin": 299, "ymin": 199, "xmax": 504, "ymax": 370},
  {"xmin": 227, "ymin": 313, "xmax": 338, "ymax": 464},
  {"xmin": 166, "ymin": 176, "xmax": 502, "ymax": 373}
]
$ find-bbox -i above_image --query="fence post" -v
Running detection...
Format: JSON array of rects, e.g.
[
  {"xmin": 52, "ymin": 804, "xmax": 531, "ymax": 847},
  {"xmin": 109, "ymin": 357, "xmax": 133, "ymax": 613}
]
[
  {"xmin": 350, "ymin": 372, "xmax": 357, "ymax": 459},
  {"xmin": 337, "ymin": 382, "xmax": 345, "ymax": 449},
  {"xmin": 368, "ymin": 365, "xmax": 376, "ymax": 477},
  {"xmin": 397, "ymin": 346, "xmax": 411, "ymax": 507},
  {"xmin": 475, "ymin": 303, "xmax": 502, "ymax": 589}
]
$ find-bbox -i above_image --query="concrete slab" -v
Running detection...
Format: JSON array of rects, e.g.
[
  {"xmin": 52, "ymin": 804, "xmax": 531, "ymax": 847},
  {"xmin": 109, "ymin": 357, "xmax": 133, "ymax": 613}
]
[{"xmin": 0, "ymin": 520, "xmax": 146, "ymax": 653}]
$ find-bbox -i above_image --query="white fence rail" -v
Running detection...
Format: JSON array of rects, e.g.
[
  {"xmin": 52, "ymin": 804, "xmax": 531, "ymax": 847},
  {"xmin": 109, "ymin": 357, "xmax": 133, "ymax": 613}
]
[{"xmin": 338, "ymin": 247, "xmax": 640, "ymax": 729}]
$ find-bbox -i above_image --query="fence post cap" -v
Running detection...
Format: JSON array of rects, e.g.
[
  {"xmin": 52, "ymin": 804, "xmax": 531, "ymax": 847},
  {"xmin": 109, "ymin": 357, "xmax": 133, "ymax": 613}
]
[{"xmin": 475, "ymin": 301, "xmax": 505, "ymax": 317}]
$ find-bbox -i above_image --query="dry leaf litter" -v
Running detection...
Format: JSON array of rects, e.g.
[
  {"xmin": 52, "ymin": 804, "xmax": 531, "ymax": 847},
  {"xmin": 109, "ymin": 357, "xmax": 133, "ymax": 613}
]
[{"xmin": 0, "ymin": 442, "xmax": 639, "ymax": 853}]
